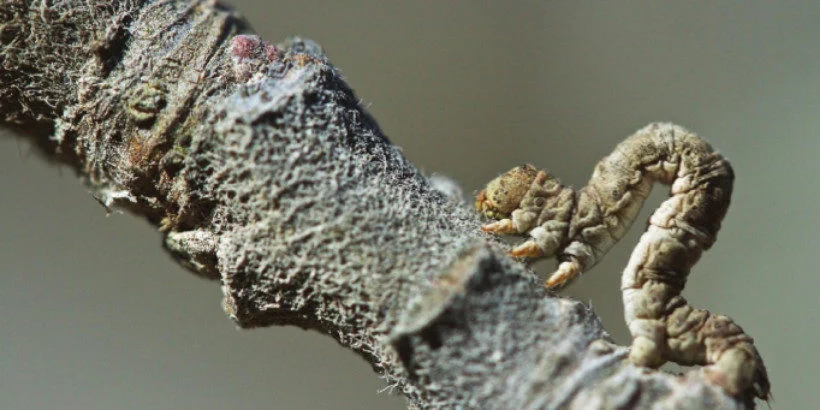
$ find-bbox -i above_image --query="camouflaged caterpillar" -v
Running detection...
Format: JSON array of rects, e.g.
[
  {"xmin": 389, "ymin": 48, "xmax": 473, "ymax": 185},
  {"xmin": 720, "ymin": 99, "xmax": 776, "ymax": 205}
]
[{"xmin": 476, "ymin": 123, "xmax": 770, "ymax": 400}]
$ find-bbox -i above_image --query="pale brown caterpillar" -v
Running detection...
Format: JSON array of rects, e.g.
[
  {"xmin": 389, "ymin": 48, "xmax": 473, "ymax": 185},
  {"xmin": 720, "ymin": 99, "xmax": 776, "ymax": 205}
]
[{"xmin": 475, "ymin": 123, "xmax": 770, "ymax": 400}]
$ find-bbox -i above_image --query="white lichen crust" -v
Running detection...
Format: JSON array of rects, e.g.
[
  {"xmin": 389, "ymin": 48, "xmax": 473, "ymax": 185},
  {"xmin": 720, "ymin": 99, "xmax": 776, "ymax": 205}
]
[{"xmin": 477, "ymin": 123, "xmax": 770, "ymax": 400}]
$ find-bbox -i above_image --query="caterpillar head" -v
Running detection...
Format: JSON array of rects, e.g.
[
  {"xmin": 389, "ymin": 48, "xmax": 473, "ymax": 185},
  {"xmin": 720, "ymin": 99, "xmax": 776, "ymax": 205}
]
[{"xmin": 475, "ymin": 165, "xmax": 538, "ymax": 220}]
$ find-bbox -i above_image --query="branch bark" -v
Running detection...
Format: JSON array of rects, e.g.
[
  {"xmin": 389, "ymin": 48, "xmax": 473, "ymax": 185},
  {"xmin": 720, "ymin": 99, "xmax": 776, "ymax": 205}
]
[{"xmin": 0, "ymin": 1, "xmax": 760, "ymax": 408}]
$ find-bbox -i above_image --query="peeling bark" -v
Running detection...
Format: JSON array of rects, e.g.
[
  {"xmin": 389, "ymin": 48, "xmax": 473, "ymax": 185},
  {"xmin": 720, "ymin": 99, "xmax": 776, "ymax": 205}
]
[{"xmin": 0, "ymin": 1, "xmax": 764, "ymax": 408}]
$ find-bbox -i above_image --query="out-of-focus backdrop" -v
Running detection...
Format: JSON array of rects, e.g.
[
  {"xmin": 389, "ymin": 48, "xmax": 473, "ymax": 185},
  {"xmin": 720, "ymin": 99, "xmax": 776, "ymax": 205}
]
[{"xmin": 1, "ymin": 2, "xmax": 816, "ymax": 409}]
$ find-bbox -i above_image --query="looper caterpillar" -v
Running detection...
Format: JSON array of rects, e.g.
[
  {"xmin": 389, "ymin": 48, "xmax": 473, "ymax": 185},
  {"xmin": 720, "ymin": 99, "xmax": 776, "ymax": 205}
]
[{"xmin": 475, "ymin": 123, "xmax": 770, "ymax": 400}]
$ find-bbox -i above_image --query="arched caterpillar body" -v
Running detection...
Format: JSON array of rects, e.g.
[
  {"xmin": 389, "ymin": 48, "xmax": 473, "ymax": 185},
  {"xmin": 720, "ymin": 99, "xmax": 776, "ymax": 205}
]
[{"xmin": 476, "ymin": 123, "xmax": 769, "ymax": 399}]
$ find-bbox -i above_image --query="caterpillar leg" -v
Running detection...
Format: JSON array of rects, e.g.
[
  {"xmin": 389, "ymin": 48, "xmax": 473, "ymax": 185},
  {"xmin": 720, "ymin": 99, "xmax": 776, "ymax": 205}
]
[
  {"xmin": 545, "ymin": 259, "xmax": 582, "ymax": 289},
  {"xmin": 480, "ymin": 218, "xmax": 518, "ymax": 234},
  {"xmin": 510, "ymin": 240, "xmax": 545, "ymax": 258}
]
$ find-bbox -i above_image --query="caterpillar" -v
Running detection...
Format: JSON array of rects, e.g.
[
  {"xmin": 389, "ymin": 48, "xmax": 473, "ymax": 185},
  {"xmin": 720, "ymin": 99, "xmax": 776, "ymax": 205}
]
[{"xmin": 475, "ymin": 123, "xmax": 770, "ymax": 400}]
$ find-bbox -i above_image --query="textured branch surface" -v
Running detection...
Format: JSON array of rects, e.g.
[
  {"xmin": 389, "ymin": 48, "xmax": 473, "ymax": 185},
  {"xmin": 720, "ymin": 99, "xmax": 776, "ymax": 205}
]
[{"xmin": 0, "ymin": 1, "xmax": 762, "ymax": 408}]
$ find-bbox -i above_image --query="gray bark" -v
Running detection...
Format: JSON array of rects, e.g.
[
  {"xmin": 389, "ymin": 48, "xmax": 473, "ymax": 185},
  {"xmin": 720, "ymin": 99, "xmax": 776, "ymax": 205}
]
[{"xmin": 0, "ymin": 1, "xmax": 760, "ymax": 408}]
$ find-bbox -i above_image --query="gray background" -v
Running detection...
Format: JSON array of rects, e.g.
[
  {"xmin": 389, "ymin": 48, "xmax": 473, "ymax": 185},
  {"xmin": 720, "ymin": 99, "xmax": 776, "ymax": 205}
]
[{"xmin": 1, "ymin": 2, "xmax": 817, "ymax": 409}]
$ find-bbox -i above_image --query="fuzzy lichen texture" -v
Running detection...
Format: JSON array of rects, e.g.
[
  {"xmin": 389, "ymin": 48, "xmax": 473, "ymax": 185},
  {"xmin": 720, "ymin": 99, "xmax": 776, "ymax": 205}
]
[
  {"xmin": 1, "ymin": 0, "xmax": 140, "ymax": 126},
  {"xmin": 0, "ymin": 0, "xmax": 761, "ymax": 408},
  {"xmin": 186, "ymin": 42, "xmax": 478, "ymax": 329},
  {"xmin": 182, "ymin": 36, "xmax": 491, "ymax": 382}
]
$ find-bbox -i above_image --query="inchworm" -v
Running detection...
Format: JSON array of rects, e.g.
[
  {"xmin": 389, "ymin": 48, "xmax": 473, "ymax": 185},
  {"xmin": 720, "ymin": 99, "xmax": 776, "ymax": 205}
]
[{"xmin": 476, "ymin": 123, "xmax": 770, "ymax": 399}]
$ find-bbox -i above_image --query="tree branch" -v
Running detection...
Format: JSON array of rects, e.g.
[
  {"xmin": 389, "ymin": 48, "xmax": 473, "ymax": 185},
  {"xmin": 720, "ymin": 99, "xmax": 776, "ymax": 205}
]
[{"xmin": 0, "ymin": 1, "xmax": 761, "ymax": 408}]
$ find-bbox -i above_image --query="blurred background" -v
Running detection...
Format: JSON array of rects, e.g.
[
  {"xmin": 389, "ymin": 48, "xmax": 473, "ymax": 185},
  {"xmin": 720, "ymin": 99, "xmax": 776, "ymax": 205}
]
[{"xmin": 1, "ymin": 2, "xmax": 817, "ymax": 409}]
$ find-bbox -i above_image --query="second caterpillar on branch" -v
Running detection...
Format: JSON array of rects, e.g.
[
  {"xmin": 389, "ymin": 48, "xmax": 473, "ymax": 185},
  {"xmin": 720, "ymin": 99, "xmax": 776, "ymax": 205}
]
[{"xmin": 475, "ymin": 123, "xmax": 770, "ymax": 400}]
